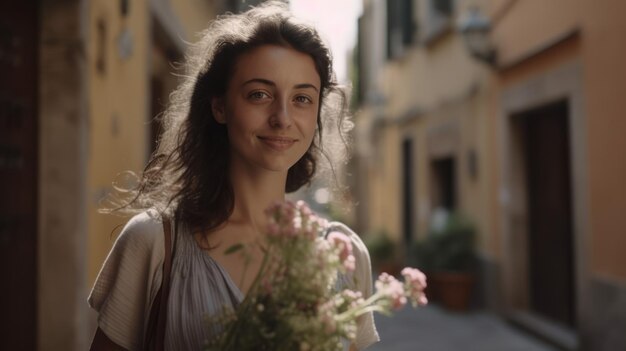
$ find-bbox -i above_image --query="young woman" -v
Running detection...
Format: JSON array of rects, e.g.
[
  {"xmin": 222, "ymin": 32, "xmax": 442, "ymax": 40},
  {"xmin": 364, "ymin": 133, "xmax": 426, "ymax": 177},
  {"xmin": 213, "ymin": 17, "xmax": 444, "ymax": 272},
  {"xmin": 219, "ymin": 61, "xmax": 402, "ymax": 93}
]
[{"xmin": 89, "ymin": 2, "xmax": 380, "ymax": 350}]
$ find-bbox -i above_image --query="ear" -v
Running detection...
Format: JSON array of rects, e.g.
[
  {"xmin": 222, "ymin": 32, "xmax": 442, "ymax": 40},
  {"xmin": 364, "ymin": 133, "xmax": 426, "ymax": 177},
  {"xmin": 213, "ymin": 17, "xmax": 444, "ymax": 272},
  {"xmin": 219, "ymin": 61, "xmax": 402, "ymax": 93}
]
[{"xmin": 211, "ymin": 96, "xmax": 226, "ymax": 124}]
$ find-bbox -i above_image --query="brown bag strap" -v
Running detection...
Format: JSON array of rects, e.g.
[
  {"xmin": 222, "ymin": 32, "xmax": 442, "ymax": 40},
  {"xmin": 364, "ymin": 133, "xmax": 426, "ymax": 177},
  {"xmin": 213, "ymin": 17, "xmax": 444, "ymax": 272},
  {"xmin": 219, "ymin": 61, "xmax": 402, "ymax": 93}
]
[{"xmin": 144, "ymin": 217, "xmax": 174, "ymax": 351}]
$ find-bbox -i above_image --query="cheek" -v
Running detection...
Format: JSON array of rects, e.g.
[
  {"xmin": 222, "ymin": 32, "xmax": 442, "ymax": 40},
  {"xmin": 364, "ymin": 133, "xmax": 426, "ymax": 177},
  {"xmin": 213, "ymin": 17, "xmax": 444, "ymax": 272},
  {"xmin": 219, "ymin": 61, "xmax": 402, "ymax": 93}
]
[
  {"xmin": 308, "ymin": 118, "xmax": 318, "ymax": 136},
  {"xmin": 227, "ymin": 106, "xmax": 260, "ymax": 134},
  {"xmin": 301, "ymin": 121, "xmax": 318, "ymax": 149},
  {"xmin": 304, "ymin": 110, "xmax": 319, "ymax": 134}
]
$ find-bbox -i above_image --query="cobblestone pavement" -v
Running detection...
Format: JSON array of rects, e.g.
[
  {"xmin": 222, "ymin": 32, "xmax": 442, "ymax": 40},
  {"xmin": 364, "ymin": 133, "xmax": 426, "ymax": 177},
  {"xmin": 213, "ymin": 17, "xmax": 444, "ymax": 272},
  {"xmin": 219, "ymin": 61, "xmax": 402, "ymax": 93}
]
[{"xmin": 366, "ymin": 304, "xmax": 559, "ymax": 351}]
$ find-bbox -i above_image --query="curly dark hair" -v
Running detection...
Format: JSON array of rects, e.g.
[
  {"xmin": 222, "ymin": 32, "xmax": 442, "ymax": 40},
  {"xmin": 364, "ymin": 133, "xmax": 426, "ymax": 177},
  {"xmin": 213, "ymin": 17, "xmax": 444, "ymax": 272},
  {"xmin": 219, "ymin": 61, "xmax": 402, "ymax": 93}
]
[{"xmin": 103, "ymin": 2, "xmax": 351, "ymax": 234}]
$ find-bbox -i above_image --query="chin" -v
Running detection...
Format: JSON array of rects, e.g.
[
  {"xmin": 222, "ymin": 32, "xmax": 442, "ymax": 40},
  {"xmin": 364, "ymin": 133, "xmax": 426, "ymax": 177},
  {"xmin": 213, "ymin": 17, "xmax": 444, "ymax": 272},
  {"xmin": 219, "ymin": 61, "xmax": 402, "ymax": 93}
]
[{"xmin": 255, "ymin": 158, "xmax": 299, "ymax": 173}]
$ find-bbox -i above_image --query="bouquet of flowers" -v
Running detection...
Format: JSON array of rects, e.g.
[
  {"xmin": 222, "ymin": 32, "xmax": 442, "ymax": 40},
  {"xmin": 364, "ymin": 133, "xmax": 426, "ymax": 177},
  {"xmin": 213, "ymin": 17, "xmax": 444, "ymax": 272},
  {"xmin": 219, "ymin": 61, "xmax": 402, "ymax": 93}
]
[{"xmin": 205, "ymin": 201, "xmax": 427, "ymax": 351}]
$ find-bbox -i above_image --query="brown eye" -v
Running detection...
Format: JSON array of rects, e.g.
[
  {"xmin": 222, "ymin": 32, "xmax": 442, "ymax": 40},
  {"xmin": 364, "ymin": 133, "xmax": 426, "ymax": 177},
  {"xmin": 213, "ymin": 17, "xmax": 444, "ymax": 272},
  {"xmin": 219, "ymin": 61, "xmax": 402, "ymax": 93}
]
[
  {"xmin": 248, "ymin": 91, "xmax": 270, "ymax": 100},
  {"xmin": 294, "ymin": 95, "xmax": 313, "ymax": 104}
]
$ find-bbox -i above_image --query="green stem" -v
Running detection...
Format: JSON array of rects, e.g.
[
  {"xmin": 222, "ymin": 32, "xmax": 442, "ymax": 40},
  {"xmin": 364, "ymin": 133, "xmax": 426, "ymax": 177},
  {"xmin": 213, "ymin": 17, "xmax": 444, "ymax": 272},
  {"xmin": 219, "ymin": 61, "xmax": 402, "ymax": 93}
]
[{"xmin": 334, "ymin": 291, "xmax": 390, "ymax": 322}]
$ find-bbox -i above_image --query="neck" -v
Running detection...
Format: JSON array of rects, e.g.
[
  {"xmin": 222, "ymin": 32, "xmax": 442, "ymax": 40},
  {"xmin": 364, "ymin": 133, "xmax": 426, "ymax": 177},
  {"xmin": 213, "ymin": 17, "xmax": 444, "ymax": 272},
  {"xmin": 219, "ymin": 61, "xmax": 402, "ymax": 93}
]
[{"xmin": 228, "ymin": 159, "xmax": 287, "ymax": 233}]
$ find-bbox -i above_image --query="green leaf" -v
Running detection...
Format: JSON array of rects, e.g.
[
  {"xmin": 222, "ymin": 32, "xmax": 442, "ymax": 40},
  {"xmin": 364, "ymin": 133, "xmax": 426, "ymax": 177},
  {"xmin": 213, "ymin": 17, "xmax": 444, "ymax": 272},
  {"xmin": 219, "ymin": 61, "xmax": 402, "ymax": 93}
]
[{"xmin": 224, "ymin": 243, "xmax": 244, "ymax": 255}]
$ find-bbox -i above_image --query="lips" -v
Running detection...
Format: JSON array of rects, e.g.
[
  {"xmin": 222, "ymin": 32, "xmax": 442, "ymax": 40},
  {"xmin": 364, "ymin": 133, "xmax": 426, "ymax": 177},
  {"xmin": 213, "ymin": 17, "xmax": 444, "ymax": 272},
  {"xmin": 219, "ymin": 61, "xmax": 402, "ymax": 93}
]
[{"xmin": 258, "ymin": 136, "xmax": 297, "ymax": 151}]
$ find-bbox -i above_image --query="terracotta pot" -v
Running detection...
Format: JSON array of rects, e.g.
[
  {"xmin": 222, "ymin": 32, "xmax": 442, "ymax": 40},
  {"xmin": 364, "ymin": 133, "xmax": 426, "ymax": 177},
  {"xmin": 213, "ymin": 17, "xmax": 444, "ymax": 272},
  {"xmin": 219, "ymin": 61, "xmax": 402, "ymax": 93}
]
[{"xmin": 431, "ymin": 271, "xmax": 474, "ymax": 312}]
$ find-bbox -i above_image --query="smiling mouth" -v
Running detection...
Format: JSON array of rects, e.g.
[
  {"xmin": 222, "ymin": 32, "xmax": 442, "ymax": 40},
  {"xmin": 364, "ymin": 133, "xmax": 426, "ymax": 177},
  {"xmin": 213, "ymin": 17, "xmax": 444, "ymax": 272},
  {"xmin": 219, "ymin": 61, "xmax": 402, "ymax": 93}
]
[{"xmin": 258, "ymin": 136, "xmax": 298, "ymax": 151}]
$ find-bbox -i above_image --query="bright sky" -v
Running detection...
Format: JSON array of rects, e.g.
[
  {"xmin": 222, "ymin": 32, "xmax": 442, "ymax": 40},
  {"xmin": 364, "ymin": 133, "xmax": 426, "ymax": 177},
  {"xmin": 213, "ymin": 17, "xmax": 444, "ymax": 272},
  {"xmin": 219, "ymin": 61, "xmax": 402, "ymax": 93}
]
[{"xmin": 290, "ymin": 0, "xmax": 363, "ymax": 83}]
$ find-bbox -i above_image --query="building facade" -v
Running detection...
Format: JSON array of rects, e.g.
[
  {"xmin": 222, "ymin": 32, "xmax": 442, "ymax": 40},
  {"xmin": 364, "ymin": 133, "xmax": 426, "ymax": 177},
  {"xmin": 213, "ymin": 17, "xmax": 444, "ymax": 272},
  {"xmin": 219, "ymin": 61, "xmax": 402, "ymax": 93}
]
[
  {"xmin": 354, "ymin": 0, "xmax": 626, "ymax": 349},
  {"xmin": 0, "ymin": 0, "xmax": 222, "ymax": 349}
]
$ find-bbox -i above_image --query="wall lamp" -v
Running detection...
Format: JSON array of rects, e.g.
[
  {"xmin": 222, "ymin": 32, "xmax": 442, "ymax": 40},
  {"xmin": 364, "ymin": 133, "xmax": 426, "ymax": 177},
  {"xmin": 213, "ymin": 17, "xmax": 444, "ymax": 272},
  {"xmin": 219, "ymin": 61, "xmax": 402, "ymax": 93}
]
[{"xmin": 458, "ymin": 7, "xmax": 497, "ymax": 66}]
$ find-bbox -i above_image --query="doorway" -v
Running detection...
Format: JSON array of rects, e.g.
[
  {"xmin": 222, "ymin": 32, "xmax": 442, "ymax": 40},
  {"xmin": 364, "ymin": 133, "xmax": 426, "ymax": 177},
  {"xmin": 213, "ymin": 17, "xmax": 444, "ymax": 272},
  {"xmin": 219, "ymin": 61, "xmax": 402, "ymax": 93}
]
[
  {"xmin": 517, "ymin": 100, "xmax": 576, "ymax": 328},
  {"xmin": 431, "ymin": 157, "xmax": 457, "ymax": 212},
  {"xmin": 402, "ymin": 139, "xmax": 415, "ymax": 253}
]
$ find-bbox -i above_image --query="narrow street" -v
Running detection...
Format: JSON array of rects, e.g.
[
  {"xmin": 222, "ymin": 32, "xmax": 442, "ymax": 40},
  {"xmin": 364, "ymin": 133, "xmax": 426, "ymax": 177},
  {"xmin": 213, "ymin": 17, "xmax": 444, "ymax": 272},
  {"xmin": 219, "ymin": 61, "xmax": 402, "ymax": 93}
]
[{"xmin": 368, "ymin": 305, "xmax": 558, "ymax": 351}]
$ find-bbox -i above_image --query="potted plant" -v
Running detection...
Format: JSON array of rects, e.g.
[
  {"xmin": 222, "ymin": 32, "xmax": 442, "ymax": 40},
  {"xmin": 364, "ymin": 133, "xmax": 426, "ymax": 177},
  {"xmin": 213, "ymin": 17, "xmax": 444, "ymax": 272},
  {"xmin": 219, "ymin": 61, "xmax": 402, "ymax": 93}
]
[
  {"xmin": 411, "ymin": 213, "xmax": 477, "ymax": 311},
  {"xmin": 364, "ymin": 230, "xmax": 401, "ymax": 276}
]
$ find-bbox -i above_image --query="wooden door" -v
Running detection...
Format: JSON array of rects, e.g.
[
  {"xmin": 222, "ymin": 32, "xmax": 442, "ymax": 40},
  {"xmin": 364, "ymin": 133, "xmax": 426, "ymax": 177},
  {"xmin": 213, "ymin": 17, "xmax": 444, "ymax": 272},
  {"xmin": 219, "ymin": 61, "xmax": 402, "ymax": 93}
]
[
  {"xmin": 0, "ymin": 1, "xmax": 39, "ymax": 349},
  {"xmin": 524, "ymin": 100, "xmax": 576, "ymax": 328},
  {"xmin": 402, "ymin": 139, "xmax": 415, "ymax": 252}
]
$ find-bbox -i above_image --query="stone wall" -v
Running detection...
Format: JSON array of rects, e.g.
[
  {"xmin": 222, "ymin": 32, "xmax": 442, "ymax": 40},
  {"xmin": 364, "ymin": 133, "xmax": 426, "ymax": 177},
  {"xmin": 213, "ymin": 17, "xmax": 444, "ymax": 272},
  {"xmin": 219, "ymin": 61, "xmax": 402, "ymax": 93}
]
[
  {"xmin": 38, "ymin": 0, "xmax": 90, "ymax": 349},
  {"xmin": 582, "ymin": 277, "xmax": 626, "ymax": 351}
]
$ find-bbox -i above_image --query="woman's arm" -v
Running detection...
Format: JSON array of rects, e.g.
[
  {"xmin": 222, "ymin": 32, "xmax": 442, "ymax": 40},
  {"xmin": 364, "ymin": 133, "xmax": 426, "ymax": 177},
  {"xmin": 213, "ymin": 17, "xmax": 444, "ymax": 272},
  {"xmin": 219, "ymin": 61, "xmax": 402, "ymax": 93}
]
[
  {"xmin": 89, "ymin": 212, "xmax": 164, "ymax": 351},
  {"xmin": 90, "ymin": 327, "xmax": 129, "ymax": 351}
]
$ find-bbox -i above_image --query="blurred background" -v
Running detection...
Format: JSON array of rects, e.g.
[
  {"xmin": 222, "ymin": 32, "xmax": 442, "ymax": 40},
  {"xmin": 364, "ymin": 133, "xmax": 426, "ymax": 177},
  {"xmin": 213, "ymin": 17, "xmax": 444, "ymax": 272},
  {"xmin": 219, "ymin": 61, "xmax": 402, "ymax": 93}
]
[{"xmin": 1, "ymin": 0, "xmax": 625, "ymax": 350}]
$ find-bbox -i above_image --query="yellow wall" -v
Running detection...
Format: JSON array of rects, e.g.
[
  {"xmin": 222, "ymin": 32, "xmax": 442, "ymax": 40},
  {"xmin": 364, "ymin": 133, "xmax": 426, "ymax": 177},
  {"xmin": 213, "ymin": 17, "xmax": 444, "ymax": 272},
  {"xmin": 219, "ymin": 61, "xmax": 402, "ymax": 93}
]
[
  {"xmin": 87, "ymin": 0, "xmax": 151, "ymax": 286},
  {"xmin": 382, "ymin": 34, "xmax": 481, "ymax": 115},
  {"xmin": 491, "ymin": 0, "xmax": 580, "ymax": 66},
  {"xmin": 170, "ymin": 0, "xmax": 218, "ymax": 39},
  {"xmin": 580, "ymin": 0, "xmax": 626, "ymax": 280},
  {"xmin": 86, "ymin": 0, "xmax": 218, "ymax": 287},
  {"xmin": 493, "ymin": 0, "xmax": 626, "ymax": 281},
  {"xmin": 370, "ymin": 2, "xmax": 497, "ymax": 258},
  {"xmin": 368, "ymin": 124, "xmax": 402, "ymax": 240}
]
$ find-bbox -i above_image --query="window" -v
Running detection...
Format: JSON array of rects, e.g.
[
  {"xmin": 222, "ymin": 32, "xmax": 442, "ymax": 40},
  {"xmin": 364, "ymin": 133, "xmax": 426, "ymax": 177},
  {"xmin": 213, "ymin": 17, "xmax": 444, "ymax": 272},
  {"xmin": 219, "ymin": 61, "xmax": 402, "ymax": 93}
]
[
  {"xmin": 401, "ymin": 0, "xmax": 415, "ymax": 45},
  {"xmin": 433, "ymin": 0, "xmax": 453, "ymax": 17},
  {"xmin": 386, "ymin": 0, "xmax": 415, "ymax": 59},
  {"xmin": 96, "ymin": 18, "xmax": 107, "ymax": 75},
  {"xmin": 355, "ymin": 15, "xmax": 365, "ymax": 105},
  {"xmin": 422, "ymin": 0, "xmax": 454, "ymax": 43}
]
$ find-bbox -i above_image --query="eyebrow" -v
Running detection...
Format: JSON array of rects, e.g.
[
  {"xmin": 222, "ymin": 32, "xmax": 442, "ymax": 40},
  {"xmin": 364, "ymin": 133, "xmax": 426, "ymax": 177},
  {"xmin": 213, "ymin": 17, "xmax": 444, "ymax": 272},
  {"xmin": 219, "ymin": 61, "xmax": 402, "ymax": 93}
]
[{"xmin": 242, "ymin": 78, "xmax": 319, "ymax": 92}]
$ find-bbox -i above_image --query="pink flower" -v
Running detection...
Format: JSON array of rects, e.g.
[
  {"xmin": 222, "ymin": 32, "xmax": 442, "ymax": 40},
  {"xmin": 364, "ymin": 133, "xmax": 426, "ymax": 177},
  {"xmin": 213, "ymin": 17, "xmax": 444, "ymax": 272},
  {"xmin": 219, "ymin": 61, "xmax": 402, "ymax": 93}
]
[
  {"xmin": 401, "ymin": 267, "xmax": 428, "ymax": 306},
  {"xmin": 375, "ymin": 273, "xmax": 407, "ymax": 310},
  {"xmin": 297, "ymin": 200, "xmax": 312, "ymax": 216},
  {"xmin": 327, "ymin": 231, "xmax": 353, "ymax": 262},
  {"xmin": 267, "ymin": 222, "xmax": 280, "ymax": 237},
  {"xmin": 317, "ymin": 301, "xmax": 337, "ymax": 333},
  {"xmin": 340, "ymin": 289, "xmax": 364, "ymax": 309},
  {"xmin": 264, "ymin": 201, "xmax": 328, "ymax": 240},
  {"xmin": 343, "ymin": 255, "xmax": 356, "ymax": 272}
]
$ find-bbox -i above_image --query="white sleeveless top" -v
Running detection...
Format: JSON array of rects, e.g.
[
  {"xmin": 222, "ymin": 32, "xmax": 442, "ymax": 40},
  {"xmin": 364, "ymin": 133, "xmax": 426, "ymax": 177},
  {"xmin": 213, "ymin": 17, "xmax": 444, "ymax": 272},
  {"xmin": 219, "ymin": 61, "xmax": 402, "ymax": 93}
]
[{"xmin": 88, "ymin": 210, "xmax": 379, "ymax": 350}]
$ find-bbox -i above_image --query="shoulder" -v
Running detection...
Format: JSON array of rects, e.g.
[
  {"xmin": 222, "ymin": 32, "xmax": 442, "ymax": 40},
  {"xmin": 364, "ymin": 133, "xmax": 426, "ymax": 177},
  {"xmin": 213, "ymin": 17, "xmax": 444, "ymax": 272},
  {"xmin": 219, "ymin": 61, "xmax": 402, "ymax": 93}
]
[
  {"xmin": 327, "ymin": 221, "xmax": 373, "ymax": 290},
  {"xmin": 99, "ymin": 209, "xmax": 167, "ymax": 286},
  {"xmin": 90, "ymin": 210, "xmax": 166, "ymax": 298},
  {"xmin": 113, "ymin": 209, "xmax": 164, "ymax": 252},
  {"xmin": 326, "ymin": 221, "xmax": 371, "ymax": 262},
  {"xmin": 88, "ymin": 210, "xmax": 167, "ymax": 350},
  {"xmin": 89, "ymin": 209, "xmax": 166, "ymax": 309}
]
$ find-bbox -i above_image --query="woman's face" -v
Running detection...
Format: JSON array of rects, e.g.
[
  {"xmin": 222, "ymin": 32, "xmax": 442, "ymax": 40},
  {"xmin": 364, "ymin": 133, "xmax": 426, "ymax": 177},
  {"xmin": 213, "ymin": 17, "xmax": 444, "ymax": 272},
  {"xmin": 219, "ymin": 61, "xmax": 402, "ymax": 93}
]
[{"xmin": 213, "ymin": 44, "xmax": 321, "ymax": 174}]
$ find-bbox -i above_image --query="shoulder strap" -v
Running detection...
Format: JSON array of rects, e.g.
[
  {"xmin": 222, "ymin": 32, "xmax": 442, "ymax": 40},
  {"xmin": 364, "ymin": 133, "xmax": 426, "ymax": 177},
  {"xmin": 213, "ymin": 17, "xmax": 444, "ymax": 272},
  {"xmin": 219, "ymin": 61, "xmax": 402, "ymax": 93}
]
[{"xmin": 144, "ymin": 217, "xmax": 174, "ymax": 351}]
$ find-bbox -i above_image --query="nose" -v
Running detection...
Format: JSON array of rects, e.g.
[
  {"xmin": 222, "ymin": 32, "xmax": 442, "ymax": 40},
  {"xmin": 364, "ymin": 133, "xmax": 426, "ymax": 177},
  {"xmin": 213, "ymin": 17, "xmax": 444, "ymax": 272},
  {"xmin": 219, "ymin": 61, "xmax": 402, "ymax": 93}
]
[{"xmin": 269, "ymin": 97, "xmax": 292, "ymax": 129}]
